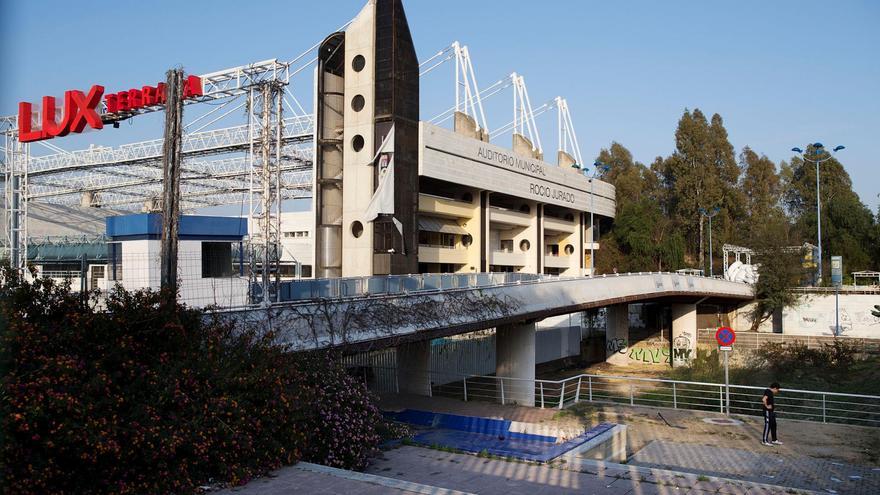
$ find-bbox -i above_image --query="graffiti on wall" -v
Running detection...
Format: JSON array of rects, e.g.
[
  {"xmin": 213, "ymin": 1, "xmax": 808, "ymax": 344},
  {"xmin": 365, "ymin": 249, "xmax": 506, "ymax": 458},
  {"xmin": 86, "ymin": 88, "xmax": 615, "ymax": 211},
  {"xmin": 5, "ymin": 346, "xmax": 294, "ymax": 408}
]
[
  {"xmin": 607, "ymin": 338, "xmax": 628, "ymax": 354},
  {"xmin": 672, "ymin": 331, "xmax": 693, "ymax": 364},
  {"xmin": 628, "ymin": 346, "xmax": 670, "ymax": 364}
]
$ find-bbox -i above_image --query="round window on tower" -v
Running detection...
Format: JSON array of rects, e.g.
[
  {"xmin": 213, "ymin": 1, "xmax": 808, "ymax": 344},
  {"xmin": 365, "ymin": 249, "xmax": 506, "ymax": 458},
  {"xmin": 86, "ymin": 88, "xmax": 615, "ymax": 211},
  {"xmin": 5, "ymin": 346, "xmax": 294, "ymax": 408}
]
[
  {"xmin": 352, "ymin": 54, "xmax": 366, "ymax": 72},
  {"xmin": 351, "ymin": 221, "xmax": 364, "ymax": 238},
  {"xmin": 520, "ymin": 240, "xmax": 531, "ymax": 252},
  {"xmin": 564, "ymin": 244, "xmax": 575, "ymax": 255},
  {"xmin": 351, "ymin": 134, "xmax": 365, "ymax": 152},
  {"xmin": 351, "ymin": 94, "xmax": 365, "ymax": 112},
  {"xmin": 462, "ymin": 234, "xmax": 473, "ymax": 247}
]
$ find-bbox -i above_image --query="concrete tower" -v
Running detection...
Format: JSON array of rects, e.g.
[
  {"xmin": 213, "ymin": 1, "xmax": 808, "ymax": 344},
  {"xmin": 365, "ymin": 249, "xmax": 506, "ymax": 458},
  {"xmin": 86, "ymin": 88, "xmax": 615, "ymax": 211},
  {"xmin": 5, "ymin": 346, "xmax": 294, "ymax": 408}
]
[{"xmin": 314, "ymin": 0, "xmax": 419, "ymax": 278}]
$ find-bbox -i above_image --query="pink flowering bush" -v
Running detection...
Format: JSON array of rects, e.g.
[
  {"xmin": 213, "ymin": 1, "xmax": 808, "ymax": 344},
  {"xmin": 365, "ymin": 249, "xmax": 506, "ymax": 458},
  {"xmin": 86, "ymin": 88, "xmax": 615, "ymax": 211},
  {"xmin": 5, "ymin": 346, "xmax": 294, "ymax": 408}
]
[{"xmin": 0, "ymin": 269, "xmax": 382, "ymax": 494}]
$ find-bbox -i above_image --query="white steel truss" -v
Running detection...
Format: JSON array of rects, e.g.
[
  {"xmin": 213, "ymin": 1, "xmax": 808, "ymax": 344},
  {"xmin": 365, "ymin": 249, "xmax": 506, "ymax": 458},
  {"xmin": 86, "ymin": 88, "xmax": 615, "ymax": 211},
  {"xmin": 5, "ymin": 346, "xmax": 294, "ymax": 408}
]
[
  {"xmin": 556, "ymin": 97, "xmax": 584, "ymax": 167},
  {"xmin": 511, "ymin": 73, "xmax": 542, "ymax": 155},
  {"xmin": 3, "ymin": 130, "xmax": 28, "ymax": 271},
  {"xmin": 241, "ymin": 82, "xmax": 286, "ymax": 304},
  {"xmin": 27, "ymin": 115, "xmax": 313, "ymax": 177}
]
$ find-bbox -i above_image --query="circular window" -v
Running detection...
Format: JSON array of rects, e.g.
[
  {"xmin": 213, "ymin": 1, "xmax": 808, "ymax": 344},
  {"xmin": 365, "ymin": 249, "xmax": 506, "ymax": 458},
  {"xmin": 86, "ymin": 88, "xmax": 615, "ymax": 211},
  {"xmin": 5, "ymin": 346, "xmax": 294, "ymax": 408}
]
[
  {"xmin": 564, "ymin": 244, "xmax": 575, "ymax": 255},
  {"xmin": 519, "ymin": 204, "xmax": 531, "ymax": 214},
  {"xmin": 351, "ymin": 134, "xmax": 365, "ymax": 152},
  {"xmin": 351, "ymin": 94, "xmax": 365, "ymax": 112},
  {"xmin": 351, "ymin": 221, "xmax": 364, "ymax": 238},
  {"xmin": 462, "ymin": 234, "xmax": 473, "ymax": 247},
  {"xmin": 519, "ymin": 240, "xmax": 531, "ymax": 252},
  {"xmin": 462, "ymin": 192, "xmax": 474, "ymax": 203},
  {"xmin": 352, "ymin": 54, "xmax": 366, "ymax": 72}
]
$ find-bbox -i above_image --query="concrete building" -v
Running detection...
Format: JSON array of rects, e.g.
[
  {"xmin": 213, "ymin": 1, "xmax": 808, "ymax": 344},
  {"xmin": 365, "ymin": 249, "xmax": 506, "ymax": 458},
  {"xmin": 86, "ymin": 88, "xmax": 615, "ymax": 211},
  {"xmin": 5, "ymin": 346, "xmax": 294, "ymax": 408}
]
[{"xmin": 312, "ymin": 0, "xmax": 615, "ymax": 280}]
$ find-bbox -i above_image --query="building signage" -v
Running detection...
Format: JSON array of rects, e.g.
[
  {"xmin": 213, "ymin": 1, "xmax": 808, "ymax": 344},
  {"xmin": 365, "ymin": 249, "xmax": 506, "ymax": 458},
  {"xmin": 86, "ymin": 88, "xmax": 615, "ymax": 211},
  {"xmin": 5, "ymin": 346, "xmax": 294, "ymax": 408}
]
[
  {"xmin": 420, "ymin": 122, "xmax": 616, "ymax": 215},
  {"xmin": 477, "ymin": 147, "xmax": 547, "ymax": 177},
  {"xmin": 529, "ymin": 183, "xmax": 576, "ymax": 204},
  {"xmin": 18, "ymin": 75, "xmax": 203, "ymax": 143}
]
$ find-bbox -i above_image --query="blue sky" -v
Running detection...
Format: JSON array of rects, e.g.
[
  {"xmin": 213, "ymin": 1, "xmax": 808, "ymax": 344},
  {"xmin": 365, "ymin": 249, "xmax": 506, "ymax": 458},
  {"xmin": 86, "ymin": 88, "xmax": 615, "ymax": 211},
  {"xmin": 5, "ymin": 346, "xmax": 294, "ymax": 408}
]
[{"xmin": 2, "ymin": 0, "xmax": 878, "ymax": 213}]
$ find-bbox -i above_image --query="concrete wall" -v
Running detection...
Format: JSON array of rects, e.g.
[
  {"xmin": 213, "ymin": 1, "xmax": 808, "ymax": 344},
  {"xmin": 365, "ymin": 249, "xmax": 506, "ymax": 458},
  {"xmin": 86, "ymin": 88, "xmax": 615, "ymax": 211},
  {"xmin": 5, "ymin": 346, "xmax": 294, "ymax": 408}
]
[{"xmin": 781, "ymin": 293, "xmax": 880, "ymax": 337}]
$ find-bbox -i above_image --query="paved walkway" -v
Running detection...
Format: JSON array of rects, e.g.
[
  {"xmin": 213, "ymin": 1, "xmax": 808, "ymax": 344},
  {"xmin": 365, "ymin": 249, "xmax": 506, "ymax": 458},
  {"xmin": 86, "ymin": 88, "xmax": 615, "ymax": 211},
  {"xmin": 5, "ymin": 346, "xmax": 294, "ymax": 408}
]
[
  {"xmin": 216, "ymin": 461, "xmax": 472, "ymax": 495},
  {"xmin": 366, "ymin": 445, "xmax": 800, "ymax": 495},
  {"xmin": 630, "ymin": 440, "xmax": 880, "ymax": 495}
]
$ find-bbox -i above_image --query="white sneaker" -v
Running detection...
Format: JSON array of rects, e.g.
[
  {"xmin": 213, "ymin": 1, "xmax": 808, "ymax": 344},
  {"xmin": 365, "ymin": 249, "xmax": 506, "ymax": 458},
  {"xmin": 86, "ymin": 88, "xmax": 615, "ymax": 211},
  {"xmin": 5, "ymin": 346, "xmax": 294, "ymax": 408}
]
[
  {"xmin": 772, "ymin": 440, "xmax": 783, "ymax": 445},
  {"xmin": 761, "ymin": 441, "xmax": 773, "ymax": 446}
]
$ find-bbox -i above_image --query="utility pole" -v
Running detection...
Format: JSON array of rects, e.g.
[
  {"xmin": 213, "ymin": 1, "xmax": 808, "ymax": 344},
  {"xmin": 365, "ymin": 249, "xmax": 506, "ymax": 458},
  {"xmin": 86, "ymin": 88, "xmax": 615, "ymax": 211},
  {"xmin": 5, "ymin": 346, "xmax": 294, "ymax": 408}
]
[{"xmin": 160, "ymin": 69, "xmax": 185, "ymax": 301}]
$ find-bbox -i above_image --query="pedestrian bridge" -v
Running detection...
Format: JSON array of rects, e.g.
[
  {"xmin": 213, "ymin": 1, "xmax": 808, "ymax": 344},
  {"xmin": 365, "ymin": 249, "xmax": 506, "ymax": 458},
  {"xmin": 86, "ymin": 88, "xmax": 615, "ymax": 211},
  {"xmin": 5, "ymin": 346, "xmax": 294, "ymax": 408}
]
[{"xmin": 220, "ymin": 272, "xmax": 753, "ymax": 352}]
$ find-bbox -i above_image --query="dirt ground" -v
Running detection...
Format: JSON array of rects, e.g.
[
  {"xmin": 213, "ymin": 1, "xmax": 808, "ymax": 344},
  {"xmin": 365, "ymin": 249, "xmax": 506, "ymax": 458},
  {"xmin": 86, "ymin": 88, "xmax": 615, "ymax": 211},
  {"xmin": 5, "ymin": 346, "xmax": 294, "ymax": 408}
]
[{"xmin": 379, "ymin": 393, "xmax": 880, "ymax": 466}]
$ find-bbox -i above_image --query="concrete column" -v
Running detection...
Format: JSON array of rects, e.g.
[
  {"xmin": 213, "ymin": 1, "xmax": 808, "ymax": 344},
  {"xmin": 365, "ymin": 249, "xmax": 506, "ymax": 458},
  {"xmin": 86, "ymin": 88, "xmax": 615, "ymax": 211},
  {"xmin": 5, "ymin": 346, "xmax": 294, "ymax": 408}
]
[
  {"xmin": 671, "ymin": 303, "xmax": 697, "ymax": 367},
  {"xmin": 396, "ymin": 340, "xmax": 432, "ymax": 396},
  {"xmin": 496, "ymin": 322, "xmax": 536, "ymax": 407},
  {"xmin": 605, "ymin": 304, "xmax": 629, "ymax": 365}
]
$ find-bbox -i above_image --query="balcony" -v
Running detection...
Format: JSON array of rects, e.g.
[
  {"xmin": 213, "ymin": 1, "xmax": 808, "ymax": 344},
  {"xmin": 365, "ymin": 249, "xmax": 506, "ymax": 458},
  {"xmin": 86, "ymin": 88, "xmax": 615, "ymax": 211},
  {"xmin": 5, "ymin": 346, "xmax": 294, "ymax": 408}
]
[
  {"xmin": 419, "ymin": 245, "xmax": 469, "ymax": 265},
  {"xmin": 489, "ymin": 207, "xmax": 531, "ymax": 228},
  {"xmin": 544, "ymin": 255, "xmax": 573, "ymax": 269},
  {"xmin": 490, "ymin": 250, "xmax": 528, "ymax": 267},
  {"xmin": 419, "ymin": 194, "xmax": 474, "ymax": 219},
  {"xmin": 543, "ymin": 216, "xmax": 577, "ymax": 234}
]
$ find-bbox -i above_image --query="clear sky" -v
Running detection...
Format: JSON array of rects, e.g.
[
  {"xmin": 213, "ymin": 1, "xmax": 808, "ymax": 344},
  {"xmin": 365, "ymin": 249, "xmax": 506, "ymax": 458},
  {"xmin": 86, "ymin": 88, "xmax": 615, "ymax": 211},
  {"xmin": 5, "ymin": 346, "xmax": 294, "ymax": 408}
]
[{"xmin": 2, "ymin": 0, "xmax": 878, "ymax": 213}]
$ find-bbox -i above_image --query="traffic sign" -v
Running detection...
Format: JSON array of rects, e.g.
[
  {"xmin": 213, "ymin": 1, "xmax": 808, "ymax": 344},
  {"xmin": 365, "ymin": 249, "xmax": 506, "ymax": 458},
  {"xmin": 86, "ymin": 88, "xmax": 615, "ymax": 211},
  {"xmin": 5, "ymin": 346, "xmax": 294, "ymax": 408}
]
[
  {"xmin": 719, "ymin": 346, "xmax": 732, "ymax": 351},
  {"xmin": 715, "ymin": 326, "xmax": 736, "ymax": 347}
]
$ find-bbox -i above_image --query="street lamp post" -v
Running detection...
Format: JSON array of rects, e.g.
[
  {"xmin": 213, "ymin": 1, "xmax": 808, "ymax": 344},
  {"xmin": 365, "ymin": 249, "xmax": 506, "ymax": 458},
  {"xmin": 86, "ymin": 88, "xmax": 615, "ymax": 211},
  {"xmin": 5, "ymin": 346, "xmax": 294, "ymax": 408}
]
[
  {"xmin": 586, "ymin": 161, "xmax": 611, "ymax": 277},
  {"xmin": 791, "ymin": 143, "xmax": 845, "ymax": 286},
  {"xmin": 699, "ymin": 206, "xmax": 720, "ymax": 277}
]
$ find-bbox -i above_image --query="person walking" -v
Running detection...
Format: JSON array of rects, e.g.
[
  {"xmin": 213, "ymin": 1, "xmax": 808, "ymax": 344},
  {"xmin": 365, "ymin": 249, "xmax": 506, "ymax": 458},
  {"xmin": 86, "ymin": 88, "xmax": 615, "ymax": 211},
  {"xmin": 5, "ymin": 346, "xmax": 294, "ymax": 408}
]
[{"xmin": 761, "ymin": 382, "xmax": 782, "ymax": 446}]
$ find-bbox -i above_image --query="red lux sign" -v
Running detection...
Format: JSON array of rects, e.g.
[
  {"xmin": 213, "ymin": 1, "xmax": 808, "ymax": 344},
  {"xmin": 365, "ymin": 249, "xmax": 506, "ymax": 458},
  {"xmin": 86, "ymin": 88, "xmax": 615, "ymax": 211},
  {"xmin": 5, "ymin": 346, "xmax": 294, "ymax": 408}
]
[{"xmin": 18, "ymin": 75, "xmax": 203, "ymax": 143}]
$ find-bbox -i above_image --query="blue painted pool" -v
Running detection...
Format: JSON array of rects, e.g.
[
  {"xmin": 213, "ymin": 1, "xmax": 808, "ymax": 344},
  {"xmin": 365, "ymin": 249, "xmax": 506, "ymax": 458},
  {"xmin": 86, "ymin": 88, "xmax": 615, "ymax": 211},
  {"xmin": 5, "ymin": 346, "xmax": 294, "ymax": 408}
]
[{"xmin": 384, "ymin": 409, "xmax": 615, "ymax": 463}]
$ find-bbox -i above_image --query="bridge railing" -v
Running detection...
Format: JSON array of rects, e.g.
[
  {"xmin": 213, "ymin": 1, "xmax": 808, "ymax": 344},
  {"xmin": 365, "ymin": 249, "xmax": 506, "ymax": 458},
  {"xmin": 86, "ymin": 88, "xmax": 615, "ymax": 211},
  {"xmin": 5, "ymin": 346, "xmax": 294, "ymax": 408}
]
[
  {"xmin": 361, "ymin": 366, "xmax": 880, "ymax": 427},
  {"xmin": 282, "ymin": 272, "xmax": 550, "ymax": 301},
  {"xmin": 278, "ymin": 270, "xmax": 734, "ymax": 302}
]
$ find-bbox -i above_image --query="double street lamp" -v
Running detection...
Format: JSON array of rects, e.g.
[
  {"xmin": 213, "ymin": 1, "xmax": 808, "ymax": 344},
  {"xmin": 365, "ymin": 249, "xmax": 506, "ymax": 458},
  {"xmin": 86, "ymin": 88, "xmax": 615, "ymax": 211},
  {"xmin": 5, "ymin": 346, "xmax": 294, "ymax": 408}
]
[
  {"xmin": 699, "ymin": 206, "xmax": 720, "ymax": 277},
  {"xmin": 791, "ymin": 143, "xmax": 845, "ymax": 285}
]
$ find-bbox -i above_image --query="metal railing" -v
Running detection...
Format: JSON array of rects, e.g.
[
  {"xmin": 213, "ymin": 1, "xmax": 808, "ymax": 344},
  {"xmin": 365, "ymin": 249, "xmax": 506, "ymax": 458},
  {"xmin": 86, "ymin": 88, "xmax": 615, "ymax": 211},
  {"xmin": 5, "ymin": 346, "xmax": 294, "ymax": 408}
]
[
  {"xmin": 365, "ymin": 366, "xmax": 880, "ymax": 427},
  {"xmin": 790, "ymin": 286, "xmax": 880, "ymax": 294},
  {"xmin": 696, "ymin": 329, "xmax": 880, "ymax": 354},
  {"xmin": 283, "ymin": 271, "xmax": 550, "ymax": 301},
  {"xmin": 281, "ymin": 270, "xmax": 730, "ymax": 302}
]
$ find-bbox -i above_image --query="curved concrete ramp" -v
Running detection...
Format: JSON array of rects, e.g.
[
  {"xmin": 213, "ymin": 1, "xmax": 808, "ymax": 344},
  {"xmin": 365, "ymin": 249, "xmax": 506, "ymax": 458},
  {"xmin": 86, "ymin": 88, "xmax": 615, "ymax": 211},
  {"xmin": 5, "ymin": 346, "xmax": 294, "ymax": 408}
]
[{"xmin": 218, "ymin": 273, "xmax": 752, "ymax": 351}]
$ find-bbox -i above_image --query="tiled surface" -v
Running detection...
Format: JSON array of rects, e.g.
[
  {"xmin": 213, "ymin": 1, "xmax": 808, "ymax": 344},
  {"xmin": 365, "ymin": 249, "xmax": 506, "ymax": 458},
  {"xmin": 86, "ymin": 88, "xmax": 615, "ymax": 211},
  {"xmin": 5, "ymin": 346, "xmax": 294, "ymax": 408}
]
[{"xmin": 631, "ymin": 440, "xmax": 880, "ymax": 495}]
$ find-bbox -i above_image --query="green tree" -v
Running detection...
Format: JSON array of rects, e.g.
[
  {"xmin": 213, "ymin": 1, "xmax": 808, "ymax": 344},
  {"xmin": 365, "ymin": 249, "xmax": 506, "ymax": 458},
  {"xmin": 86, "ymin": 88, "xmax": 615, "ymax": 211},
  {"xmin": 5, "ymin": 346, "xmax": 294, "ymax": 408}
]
[
  {"xmin": 594, "ymin": 142, "xmax": 684, "ymax": 273},
  {"xmin": 747, "ymin": 219, "xmax": 804, "ymax": 331},
  {"xmin": 784, "ymin": 147, "xmax": 878, "ymax": 279},
  {"xmin": 739, "ymin": 147, "xmax": 784, "ymax": 243},
  {"xmin": 656, "ymin": 109, "xmax": 742, "ymax": 271}
]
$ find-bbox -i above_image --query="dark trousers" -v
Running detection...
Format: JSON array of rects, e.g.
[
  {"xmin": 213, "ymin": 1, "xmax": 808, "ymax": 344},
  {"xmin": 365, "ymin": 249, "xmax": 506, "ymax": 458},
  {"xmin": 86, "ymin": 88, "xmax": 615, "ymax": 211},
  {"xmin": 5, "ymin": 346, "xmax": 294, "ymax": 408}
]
[{"xmin": 763, "ymin": 410, "xmax": 777, "ymax": 442}]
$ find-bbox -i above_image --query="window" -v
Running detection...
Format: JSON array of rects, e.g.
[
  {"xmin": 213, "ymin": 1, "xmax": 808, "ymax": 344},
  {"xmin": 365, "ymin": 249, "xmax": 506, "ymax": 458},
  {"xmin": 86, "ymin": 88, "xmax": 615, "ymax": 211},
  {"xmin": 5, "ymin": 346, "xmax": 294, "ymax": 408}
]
[
  {"xmin": 351, "ymin": 221, "xmax": 364, "ymax": 238},
  {"xmin": 520, "ymin": 240, "xmax": 531, "ymax": 252},
  {"xmin": 352, "ymin": 134, "xmax": 365, "ymax": 152},
  {"xmin": 499, "ymin": 240, "xmax": 514, "ymax": 253},
  {"xmin": 283, "ymin": 231, "xmax": 309, "ymax": 238},
  {"xmin": 351, "ymin": 94, "xmax": 365, "ymax": 112},
  {"xmin": 564, "ymin": 244, "xmax": 575, "ymax": 255},
  {"xmin": 352, "ymin": 54, "xmax": 366, "ymax": 72},
  {"xmin": 301, "ymin": 265, "xmax": 312, "ymax": 278},
  {"xmin": 547, "ymin": 244, "xmax": 559, "ymax": 256},
  {"xmin": 202, "ymin": 242, "xmax": 234, "ymax": 278}
]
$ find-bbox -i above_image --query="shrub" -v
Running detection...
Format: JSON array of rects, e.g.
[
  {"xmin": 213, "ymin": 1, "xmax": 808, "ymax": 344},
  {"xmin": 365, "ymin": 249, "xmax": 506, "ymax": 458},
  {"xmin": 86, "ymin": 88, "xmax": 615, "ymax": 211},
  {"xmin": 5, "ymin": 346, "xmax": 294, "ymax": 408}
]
[
  {"xmin": 750, "ymin": 340, "xmax": 859, "ymax": 372},
  {"xmin": 0, "ymin": 269, "xmax": 381, "ymax": 494}
]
